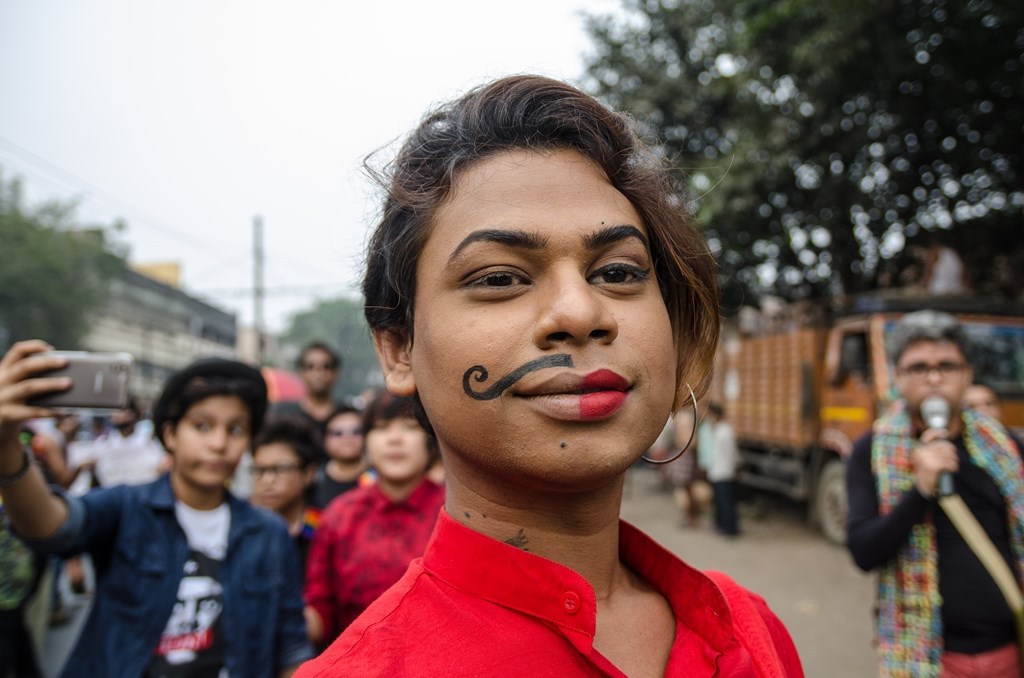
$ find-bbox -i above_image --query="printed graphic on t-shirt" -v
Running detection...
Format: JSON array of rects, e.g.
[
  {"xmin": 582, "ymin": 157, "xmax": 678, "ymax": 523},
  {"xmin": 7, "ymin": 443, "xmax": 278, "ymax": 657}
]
[{"xmin": 147, "ymin": 550, "xmax": 227, "ymax": 678}]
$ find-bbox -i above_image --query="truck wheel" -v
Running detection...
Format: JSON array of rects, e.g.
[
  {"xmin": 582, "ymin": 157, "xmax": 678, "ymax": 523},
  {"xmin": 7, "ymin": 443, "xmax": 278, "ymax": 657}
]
[{"xmin": 815, "ymin": 459, "xmax": 847, "ymax": 545}]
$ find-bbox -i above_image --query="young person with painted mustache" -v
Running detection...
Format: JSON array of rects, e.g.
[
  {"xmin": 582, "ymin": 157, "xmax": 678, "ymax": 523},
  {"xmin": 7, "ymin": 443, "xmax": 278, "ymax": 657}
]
[{"xmin": 297, "ymin": 75, "xmax": 803, "ymax": 678}]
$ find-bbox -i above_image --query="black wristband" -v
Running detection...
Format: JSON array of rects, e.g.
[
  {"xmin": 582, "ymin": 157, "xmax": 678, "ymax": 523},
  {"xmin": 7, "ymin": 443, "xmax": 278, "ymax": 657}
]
[{"xmin": 0, "ymin": 447, "xmax": 33, "ymax": 487}]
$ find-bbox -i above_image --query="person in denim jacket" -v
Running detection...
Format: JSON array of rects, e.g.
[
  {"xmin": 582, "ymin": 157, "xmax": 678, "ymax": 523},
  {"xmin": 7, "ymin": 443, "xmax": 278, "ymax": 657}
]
[{"xmin": 0, "ymin": 342, "xmax": 312, "ymax": 677}]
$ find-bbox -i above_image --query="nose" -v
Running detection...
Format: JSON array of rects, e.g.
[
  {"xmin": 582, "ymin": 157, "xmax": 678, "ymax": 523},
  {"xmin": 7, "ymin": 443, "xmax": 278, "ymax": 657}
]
[
  {"xmin": 534, "ymin": 268, "xmax": 618, "ymax": 349},
  {"xmin": 208, "ymin": 426, "xmax": 229, "ymax": 452}
]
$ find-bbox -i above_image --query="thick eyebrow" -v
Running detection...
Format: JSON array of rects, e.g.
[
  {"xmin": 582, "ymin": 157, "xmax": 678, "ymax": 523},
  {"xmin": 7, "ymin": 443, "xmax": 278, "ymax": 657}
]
[
  {"xmin": 584, "ymin": 224, "xmax": 649, "ymax": 251},
  {"xmin": 446, "ymin": 223, "xmax": 648, "ymax": 269},
  {"xmin": 447, "ymin": 229, "xmax": 549, "ymax": 266}
]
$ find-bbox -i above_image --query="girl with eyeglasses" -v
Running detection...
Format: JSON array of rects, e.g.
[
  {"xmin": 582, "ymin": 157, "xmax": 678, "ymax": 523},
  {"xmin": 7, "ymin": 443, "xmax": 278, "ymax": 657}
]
[{"xmin": 249, "ymin": 414, "xmax": 322, "ymax": 579}]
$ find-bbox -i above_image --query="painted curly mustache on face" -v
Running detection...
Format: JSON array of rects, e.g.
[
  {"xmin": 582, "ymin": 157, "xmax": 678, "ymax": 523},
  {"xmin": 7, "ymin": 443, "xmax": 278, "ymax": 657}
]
[{"xmin": 462, "ymin": 354, "xmax": 574, "ymax": 401}]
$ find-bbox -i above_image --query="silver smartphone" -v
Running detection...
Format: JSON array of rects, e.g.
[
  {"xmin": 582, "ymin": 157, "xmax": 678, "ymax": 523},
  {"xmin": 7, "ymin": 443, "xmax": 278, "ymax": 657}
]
[{"xmin": 28, "ymin": 351, "xmax": 134, "ymax": 410}]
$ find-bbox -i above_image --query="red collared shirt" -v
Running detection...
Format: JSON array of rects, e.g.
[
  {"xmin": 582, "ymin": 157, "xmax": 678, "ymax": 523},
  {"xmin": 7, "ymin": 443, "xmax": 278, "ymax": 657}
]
[
  {"xmin": 303, "ymin": 479, "xmax": 444, "ymax": 642},
  {"xmin": 298, "ymin": 509, "xmax": 803, "ymax": 677}
]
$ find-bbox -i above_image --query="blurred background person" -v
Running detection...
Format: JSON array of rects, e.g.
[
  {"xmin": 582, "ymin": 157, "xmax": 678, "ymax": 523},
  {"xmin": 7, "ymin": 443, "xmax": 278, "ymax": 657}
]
[
  {"xmin": 846, "ymin": 311, "xmax": 1024, "ymax": 677},
  {"xmin": 310, "ymin": 404, "xmax": 366, "ymax": 509},
  {"xmin": 303, "ymin": 392, "xmax": 444, "ymax": 650},
  {"xmin": 962, "ymin": 382, "xmax": 1003, "ymax": 423},
  {"xmin": 0, "ymin": 429, "xmax": 48, "ymax": 677},
  {"xmin": 250, "ymin": 415, "xmax": 322, "ymax": 578},
  {"xmin": 87, "ymin": 396, "xmax": 167, "ymax": 489},
  {"xmin": 659, "ymin": 409, "xmax": 705, "ymax": 528},
  {"xmin": 273, "ymin": 342, "xmax": 342, "ymax": 447},
  {"xmin": 706, "ymin": 403, "xmax": 741, "ymax": 537}
]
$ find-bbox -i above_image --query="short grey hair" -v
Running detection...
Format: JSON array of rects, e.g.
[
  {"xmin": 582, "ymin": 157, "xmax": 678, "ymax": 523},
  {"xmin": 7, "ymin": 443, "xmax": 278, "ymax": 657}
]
[{"xmin": 886, "ymin": 310, "xmax": 970, "ymax": 364}]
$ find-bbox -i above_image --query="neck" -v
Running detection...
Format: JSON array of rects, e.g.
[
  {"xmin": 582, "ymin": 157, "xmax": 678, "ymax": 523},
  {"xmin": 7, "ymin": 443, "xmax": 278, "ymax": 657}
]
[
  {"xmin": 280, "ymin": 500, "xmax": 306, "ymax": 534},
  {"xmin": 304, "ymin": 393, "xmax": 332, "ymax": 407},
  {"xmin": 170, "ymin": 473, "xmax": 226, "ymax": 511},
  {"xmin": 377, "ymin": 475, "xmax": 424, "ymax": 503},
  {"xmin": 327, "ymin": 457, "xmax": 366, "ymax": 481},
  {"xmin": 443, "ymin": 467, "xmax": 626, "ymax": 599}
]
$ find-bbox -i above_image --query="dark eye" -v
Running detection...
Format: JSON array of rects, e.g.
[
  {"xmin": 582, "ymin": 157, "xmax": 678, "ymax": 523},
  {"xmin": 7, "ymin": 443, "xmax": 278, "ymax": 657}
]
[
  {"xmin": 478, "ymin": 272, "xmax": 518, "ymax": 286},
  {"xmin": 590, "ymin": 263, "xmax": 649, "ymax": 285},
  {"xmin": 466, "ymin": 270, "xmax": 528, "ymax": 289}
]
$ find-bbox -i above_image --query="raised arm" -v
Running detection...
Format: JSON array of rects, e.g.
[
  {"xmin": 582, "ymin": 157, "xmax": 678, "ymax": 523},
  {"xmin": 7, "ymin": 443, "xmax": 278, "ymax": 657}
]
[{"xmin": 0, "ymin": 341, "xmax": 71, "ymax": 538}]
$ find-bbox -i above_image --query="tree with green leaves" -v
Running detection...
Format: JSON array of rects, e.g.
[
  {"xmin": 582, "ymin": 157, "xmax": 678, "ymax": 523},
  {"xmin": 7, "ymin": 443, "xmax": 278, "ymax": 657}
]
[
  {"xmin": 584, "ymin": 0, "xmax": 1024, "ymax": 305},
  {"xmin": 0, "ymin": 175, "xmax": 125, "ymax": 350},
  {"xmin": 280, "ymin": 295, "xmax": 381, "ymax": 401}
]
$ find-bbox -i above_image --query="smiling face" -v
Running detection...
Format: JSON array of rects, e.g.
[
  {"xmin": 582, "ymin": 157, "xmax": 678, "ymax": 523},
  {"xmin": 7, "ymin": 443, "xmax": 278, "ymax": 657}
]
[
  {"xmin": 377, "ymin": 149, "xmax": 677, "ymax": 492},
  {"xmin": 162, "ymin": 395, "xmax": 252, "ymax": 508}
]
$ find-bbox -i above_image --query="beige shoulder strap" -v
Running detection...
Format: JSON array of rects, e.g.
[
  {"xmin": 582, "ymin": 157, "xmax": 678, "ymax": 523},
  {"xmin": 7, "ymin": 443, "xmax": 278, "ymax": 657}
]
[{"xmin": 938, "ymin": 494, "xmax": 1024, "ymax": 650}]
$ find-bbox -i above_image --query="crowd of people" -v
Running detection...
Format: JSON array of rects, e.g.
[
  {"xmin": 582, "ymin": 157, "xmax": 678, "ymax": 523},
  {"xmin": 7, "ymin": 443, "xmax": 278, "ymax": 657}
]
[
  {"xmin": 0, "ymin": 338, "xmax": 444, "ymax": 677},
  {"xmin": 0, "ymin": 73, "xmax": 1020, "ymax": 678}
]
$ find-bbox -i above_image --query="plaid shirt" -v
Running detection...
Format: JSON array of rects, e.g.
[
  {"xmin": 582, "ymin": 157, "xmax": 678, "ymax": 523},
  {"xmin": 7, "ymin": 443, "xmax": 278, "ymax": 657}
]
[{"xmin": 304, "ymin": 479, "xmax": 444, "ymax": 643}]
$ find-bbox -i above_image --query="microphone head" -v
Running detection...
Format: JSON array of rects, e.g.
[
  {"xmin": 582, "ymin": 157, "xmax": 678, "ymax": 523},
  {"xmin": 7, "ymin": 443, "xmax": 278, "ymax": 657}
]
[{"xmin": 921, "ymin": 396, "xmax": 950, "ymax": 430}]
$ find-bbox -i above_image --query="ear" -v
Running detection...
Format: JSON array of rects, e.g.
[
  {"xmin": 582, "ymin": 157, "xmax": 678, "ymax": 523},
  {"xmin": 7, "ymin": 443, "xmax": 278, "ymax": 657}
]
[
  {"xmin": 161, "ymin": 422, "xmax": 178, "ymax": 455},
  {"xmin": 373, "ymin": 329, "xmax": 417, "ymax": 397}
]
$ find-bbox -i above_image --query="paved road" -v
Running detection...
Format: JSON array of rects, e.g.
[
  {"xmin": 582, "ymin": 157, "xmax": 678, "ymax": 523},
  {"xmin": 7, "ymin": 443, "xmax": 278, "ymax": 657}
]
[
  {"xmin": 42, "ymin": 468, "xmax": 877, "ymax": 677},
  {"xmin": 622, "ymin": 467, "xmax": 877, "ymax": 677}
]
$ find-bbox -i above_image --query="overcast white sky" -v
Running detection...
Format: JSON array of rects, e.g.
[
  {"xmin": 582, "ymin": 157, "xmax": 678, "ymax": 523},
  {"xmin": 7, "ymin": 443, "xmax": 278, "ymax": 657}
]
[{"xmin": 0, "ymin": 0, "xmax": 620, "ymax": 332}]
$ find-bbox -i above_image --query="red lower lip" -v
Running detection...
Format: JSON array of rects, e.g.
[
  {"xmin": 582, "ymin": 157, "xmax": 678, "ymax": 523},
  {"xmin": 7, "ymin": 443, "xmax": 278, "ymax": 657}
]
[{"xmin": 580, "ymin": 391, "xmax": 627, "ymax": 419}]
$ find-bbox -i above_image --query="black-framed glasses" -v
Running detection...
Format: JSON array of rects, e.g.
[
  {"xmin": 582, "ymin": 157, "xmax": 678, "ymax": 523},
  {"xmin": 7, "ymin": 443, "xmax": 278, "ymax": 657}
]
[
  {"xmin": 249, "ymin": 464, "xmax": 302, "ymax": 480},
  {"xmin": 897, "ymin": 361, "xmax": 966, "ymax": 380}
]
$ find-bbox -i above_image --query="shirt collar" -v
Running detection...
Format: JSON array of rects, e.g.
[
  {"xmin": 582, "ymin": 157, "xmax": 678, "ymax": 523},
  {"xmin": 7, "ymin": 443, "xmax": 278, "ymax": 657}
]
[{"xmin": 422, "ymin": 509, "xmax": 735, "ymax": 662}]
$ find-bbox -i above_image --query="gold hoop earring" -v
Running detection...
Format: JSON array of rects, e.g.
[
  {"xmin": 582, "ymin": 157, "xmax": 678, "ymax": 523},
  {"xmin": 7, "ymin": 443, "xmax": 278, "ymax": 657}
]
[{"xmin": 642, "ymin": 384, "xmax": 698, "ymax": 465}]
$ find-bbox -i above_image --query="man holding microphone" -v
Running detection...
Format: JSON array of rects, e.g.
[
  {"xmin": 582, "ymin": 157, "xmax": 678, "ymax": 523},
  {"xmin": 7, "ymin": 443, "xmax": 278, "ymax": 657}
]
[{"xmin": 846, "ymin": 310, "xmax": 1024, "ymax": 677}]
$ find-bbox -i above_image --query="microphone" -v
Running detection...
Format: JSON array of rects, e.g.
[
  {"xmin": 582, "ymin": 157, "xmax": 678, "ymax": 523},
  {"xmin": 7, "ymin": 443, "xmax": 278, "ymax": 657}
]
[{"xmin": 920, "ymin": 396, "xmax": 954, "ymax": 497}]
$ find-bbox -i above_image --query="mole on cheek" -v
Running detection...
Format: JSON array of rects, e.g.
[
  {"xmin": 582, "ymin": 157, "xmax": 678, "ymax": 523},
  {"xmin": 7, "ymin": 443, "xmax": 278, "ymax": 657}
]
[{"xmin": 560, "ymin": 442, "xmax": 567, "ymax": 449}]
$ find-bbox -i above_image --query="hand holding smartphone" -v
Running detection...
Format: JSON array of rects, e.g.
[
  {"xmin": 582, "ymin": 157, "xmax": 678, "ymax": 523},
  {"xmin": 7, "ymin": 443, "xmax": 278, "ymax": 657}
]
[{"xmin": 27, "ymin": 351, "xmax": 134, "ymax": 410}]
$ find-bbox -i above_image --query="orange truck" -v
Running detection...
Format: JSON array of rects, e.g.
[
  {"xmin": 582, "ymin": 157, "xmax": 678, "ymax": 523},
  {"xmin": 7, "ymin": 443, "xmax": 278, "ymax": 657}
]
[{"xmin": 708, "ymin": 293, "xmax": 1024, "ymax": 544}]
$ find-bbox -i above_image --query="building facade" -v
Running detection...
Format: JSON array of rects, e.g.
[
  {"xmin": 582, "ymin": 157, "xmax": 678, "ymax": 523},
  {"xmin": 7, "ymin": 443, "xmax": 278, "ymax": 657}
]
[{"xmin": 83, "ymin": 267, "xmax": 237, "ymax": 407}]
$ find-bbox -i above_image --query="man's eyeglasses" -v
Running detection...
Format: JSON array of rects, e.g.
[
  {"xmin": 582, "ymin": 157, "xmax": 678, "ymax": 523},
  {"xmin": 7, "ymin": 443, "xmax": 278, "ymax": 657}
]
[
  {"xmin": 249, "ymin": 464, "xmax": 302, "ymax": 480},
  {"xmin": 327, "ymin": 428, "xmax": 362, "ymax": 437},
  {"xmin": 897, "ymin": 361, "xmax": 966, "ymax": 380}
]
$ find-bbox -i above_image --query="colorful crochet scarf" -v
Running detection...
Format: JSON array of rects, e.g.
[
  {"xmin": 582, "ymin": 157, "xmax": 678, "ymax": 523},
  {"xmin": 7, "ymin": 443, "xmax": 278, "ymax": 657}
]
[{"xmin": 871, "ymin": 400, "xmax": 1024, "ymax": 677}]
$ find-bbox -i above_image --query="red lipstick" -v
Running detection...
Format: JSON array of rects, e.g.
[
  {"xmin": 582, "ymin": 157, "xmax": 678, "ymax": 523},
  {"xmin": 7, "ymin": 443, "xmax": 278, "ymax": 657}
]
[{"xmin": 579, "ymin": 369, "xmax": 629, "ymax": 420}]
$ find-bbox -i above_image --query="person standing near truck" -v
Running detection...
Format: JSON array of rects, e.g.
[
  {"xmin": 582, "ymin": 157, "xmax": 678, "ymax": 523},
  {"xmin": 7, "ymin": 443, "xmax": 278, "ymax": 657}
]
[
  {"xmin": 845, "ymin": 310, "xmax": 1024, "ymax": 677},
  {"xmin": 706, "ymin": 403, "xmax": 741, "ymax": 537}
]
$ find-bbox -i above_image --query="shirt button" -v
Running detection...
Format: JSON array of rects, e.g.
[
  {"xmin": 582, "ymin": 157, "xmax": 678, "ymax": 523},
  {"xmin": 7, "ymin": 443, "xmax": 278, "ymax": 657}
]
[{"xmin": 562, "ymin": 591, "xmax": 581, "ymax": 614}]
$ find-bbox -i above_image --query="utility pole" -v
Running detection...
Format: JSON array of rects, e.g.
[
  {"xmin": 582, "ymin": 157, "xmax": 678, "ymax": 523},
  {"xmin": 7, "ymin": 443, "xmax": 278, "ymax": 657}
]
[{"xmin": 253, "ymin": 215, "xmax": 265, "ymax": 364}]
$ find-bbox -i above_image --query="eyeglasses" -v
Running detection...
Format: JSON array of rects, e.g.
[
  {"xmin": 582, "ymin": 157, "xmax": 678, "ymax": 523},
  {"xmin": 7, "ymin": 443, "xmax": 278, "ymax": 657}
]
[
  {"xmin": 897, "ymin": 361, "xmax": 966, "ymax": 380},
  {"xmin": 326, "ymin": 428, "xmax": 362, "ymax": 437},
  {"xmin": 301, "ymin": 362, "xmax": 336, "ymax": 372},
  {"xmin": 249, "ymin": 464, "xmax": 302, "ymax": 480}
]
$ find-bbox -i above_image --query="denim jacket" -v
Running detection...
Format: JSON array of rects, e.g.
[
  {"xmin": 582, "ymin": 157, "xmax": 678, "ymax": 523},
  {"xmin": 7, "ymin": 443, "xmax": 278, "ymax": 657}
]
[{"xmin": 26, "ymin": 474, "xmax": 313, "ymax": 677}]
